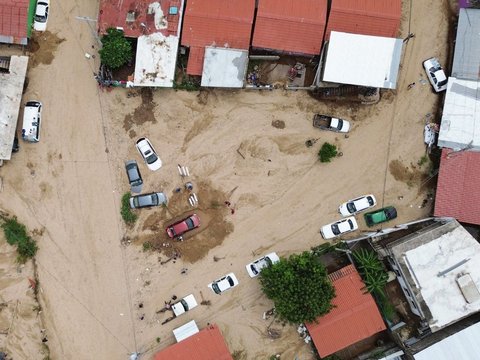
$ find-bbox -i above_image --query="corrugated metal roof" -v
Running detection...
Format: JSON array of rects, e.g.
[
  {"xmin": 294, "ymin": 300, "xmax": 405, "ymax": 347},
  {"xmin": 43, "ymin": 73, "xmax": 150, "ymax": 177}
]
[
  {"xmin": 325, "ymin": 0, "xmax": 401, "ymax": 40},
  {"xmin": 452, "ymin": 8, "xmax": 480, "ymax": 80},
  {"xmin": 434, "ymin": 149, "xmax": 480, "ymax": 226},
  {"xmin": 181, "ymin": 0, "xmax": 255, "ymax": 75},
  {"xmin": 252, "ymin": 0, "xmax": 327, "ymax": 56},
  {"xmin": 305, "ymin": 265, "xmax": 386, "ymax": 358},
  {"xmin": 153, "ymin": 324, "xmax": 233, "ymax": 360},
  {"xmin": 323, "ymin": 31, "xmax": 403, "ymax": 89},
  {"xmin": 414, "ymin": 321, "xmax": 480, "ymax": 360},
  {"xmin": 0, "ymin": 0, "xmax": 29, "ymax": 43}
]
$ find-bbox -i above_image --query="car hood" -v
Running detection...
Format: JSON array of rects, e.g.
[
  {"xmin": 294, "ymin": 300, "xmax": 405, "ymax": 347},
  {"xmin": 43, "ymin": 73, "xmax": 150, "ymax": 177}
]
[{"xmin": 321, "ymin": 225, "xmax": 335, "ymax": 239}]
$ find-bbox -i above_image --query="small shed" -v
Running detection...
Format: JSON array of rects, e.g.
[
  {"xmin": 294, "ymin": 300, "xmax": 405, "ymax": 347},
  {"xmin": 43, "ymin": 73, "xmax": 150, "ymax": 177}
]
[
  {"xmin": 325, "ymin": 0, "xmax": 401, "ymax": 40},
  {"xmin": 322, "ymin": 31, "xmax": 403, "ymax": 89},
  {"xmin": 201, "ymin": 47, "xmax": 248, "ymax": 88}
]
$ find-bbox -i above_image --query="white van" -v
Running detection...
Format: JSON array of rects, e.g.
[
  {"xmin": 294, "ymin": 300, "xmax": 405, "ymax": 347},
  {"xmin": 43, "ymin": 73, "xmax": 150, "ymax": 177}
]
[{"xmin": 22, "ymin": 101, "xmax": 42, "ymax": 142}]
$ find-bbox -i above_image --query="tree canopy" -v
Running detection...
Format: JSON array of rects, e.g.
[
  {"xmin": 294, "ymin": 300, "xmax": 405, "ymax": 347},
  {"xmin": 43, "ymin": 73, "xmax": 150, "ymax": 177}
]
[
  {"xmin": 259, "ymin": 251, "xmax": 335, "ymax": 323},
  {"xmin": 99, "ymin": 28, "xmax": 132, "ymax": 69}
]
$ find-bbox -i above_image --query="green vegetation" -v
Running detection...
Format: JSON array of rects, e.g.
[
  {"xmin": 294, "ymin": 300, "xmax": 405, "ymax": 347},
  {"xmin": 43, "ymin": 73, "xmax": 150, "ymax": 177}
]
[
  {"xmin": 318, "ymin": 142, "xmax": 338, "ymax": 163},
  {"xmin": 173, "ymin": 76, "xmax": 201, "ymax": 91},
  {"xmin": 259, "ymin": 251, "xmax": 335, "ymax": 323},
  {"xmin": 1, "ymin": 217, "xmax": 38, "ymax": 263},
  {"xmin": 143, "ymin": 241, "xmax": 153, "ymax": 252},
  {"xmin": 121, "ymin": 192, "xmax": 137, "ymax": 225},
  {"xmin": 352, "ymin": 248, "xmax": 388, "ymax": 296},
  {"xmin": 417, "ymin": 155, "xmax": 429, "ymax": 166},
  {"xmin": 99, "ymin": 28, "xmax": 133, "ymax": 69}
]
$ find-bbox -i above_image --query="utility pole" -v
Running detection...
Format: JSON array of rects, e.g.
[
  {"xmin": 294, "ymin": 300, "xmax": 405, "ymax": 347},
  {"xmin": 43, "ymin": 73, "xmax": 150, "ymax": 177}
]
[{"xmin": 75, "ymin": 16, "xmax": 101, "ymax": 47}]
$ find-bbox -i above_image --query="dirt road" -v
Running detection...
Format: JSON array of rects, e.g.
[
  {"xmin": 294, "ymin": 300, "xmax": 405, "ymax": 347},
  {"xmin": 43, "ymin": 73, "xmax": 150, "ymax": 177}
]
[{"xmin": 0, "ymin": 0, "xmax": 454, "ymax": 359}]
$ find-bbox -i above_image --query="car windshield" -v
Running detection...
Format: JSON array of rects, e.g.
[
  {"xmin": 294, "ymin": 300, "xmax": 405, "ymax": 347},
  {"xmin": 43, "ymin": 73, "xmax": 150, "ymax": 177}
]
[
  {"xmin": 145, "ymin": 152, "xmax": 158, "ymax": 164},
  {"xmin": 346, "ymin": 202, "xmax": 357, "ymax": 213},
  {"xmin": 264, "ymin": 257, "xmax": 272, "ymax": 266},
  {"xmin": 185, "ymin": 218, "xmax": 195, "ymax": 229},
  {"xmin": 332, "ymin": 224, "xmax": 340, "ymax": 235},
  {"xmin": 348, "ymin": 219, "xmax": 354, "ymax": 229},
  {"xmin": 438, "ymin": 79, "xmax": 447, "ymax": 87},
  {"xmin": 250, "ymin": 264, "xmax": 259, "ymax": 275},
  {"xmin": 227, "ymin": 276, "xmax": 234, "ymax": 286},
  {"xmin": 212, "ymin": 283, "xmax": 220, "ymax": 294},
  {"xmin": 336, "ymin": 119, "xmax": 343, "ymax": 129},
  {"xmin": 367, "ymin": 197, "xmax": 374, "ymax": 206},
  {"xmin": 35, "ymin": 14, "xmax": 47, "ymax": 22}
]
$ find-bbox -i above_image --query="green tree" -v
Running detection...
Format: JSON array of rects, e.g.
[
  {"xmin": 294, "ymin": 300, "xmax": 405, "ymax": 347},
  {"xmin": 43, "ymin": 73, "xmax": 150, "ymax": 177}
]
[
  {"xmin": 1, "ymin": 217, "xmax": 38, "ymax": 263},
  {"xmin": 318, "ymin": 142, "xmax": 338, "ymax": 163},
  {"xmin": 259, "ymin": 252, "xmax": 335, "ymax": 323},
  {"xmin": 352, "ymin": 248, "xmax": 388, "ymax": 296},
  {"xmin": 121, "ymin": 192, "xmax": 137, "ymax": 225},
  {"xmin": 99, "ymin": 28, "xmax": 132, "ymax": 69}
]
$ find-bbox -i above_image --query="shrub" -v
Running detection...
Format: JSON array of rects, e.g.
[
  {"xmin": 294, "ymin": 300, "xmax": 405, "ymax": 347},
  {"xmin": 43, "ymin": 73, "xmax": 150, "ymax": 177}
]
[
  {"xmin": 99, "ymin": 28, "xmax": 133, "ymax": 69},
  {"xmin": 318, "ymin": 142, "xmax": 338, "ymax": 163},
  {"xmin": 1, "ymin": 217, "xmax": 38, "ymax": 262},
  {"xmin": 121, "ymin": 192, "xmax": 137, "ymax": 225}
]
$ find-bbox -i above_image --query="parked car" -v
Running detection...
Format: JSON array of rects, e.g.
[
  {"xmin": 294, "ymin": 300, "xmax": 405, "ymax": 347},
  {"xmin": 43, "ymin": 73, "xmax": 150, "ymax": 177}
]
[
  {"xmin": 313, "ymin": 114, "xmax": 350, "ymax": 133},
  {"xmin": 129, "ymin": 192, "xmax": 167, "ymax": 209},
  {"xmin": 208, "ymin": 273, "xmax": 239, "ymax": 294},
  {"xmin": 246, "ymin": 252, "xmax": 280, "ymax": 278},
  {"xmin": 423, "ymin": 58, "xmax": 448, "ymax": 92},
  {"xmin": 33, "ymin": 0, "xmax": 50, "ymax": 31},
  {"xmin": 166, "ymin": 214, "xmax": 200, "ymax": 239},
  {"xmin": 338, "ymin": 194, "xmax": 376, "ymax": 216},
  {"xmin": 136, "ymin": 137, "xmax": 162, "ymax": 171},
  {"xmin": 321, "ymin": 216, "xmax": 358, "ymax": 240},
  {"xmin": 171, "ymin": 294, "xmax": 198, "ymax": 317},
  {"xmin": 364, "ymin": 206, "xmax": 397, "ymax": 227},
  {"xmin": 125, "ymin": 160, "xmax": 143, "ymax": 193},
  {"xmin": 22, "ymin": 101, "xmax": 42, "ymax": 142}
]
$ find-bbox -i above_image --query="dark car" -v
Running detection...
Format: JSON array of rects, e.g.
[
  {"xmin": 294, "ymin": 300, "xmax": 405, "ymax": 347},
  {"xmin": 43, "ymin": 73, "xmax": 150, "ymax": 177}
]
[
  {"xmin": 125, "ymin": 160, "xmax": 143, "ymax": 193},
  {"xmin": 129, "ymin": 192, "xmax": 167, "ymax": 209},
  {"xmin": 166, "ymin": 214, "xmax": 200, "ymax": 239},
  {"xmin": 364, "ymin": 206, "xmax": 397, "ymax": 227}
]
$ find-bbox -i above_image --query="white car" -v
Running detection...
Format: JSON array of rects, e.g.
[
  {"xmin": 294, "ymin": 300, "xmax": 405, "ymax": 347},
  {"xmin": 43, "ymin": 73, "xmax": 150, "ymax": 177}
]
[
  {"xmin": 208, "ymin": 273, "xmax": 239, "ymax": 294},
  {"xmin": 136, "ymin": 137, "xmax": 162, "ymax": 171},
  {"xmin": 246, "ymin": 252, "xmax": 280, "ymax": 278},
  {"xmin": 423, "ymin": 57, "xmax": 447, "ymax": 92},
  {"xmin": 171, "ymin": 294, "xmax": 198, "ymax": 317},
  {"xmin": 33, "ymin": 0, "xmax": 50, "ymax": 32},
  {"xmin": 321, "ymin": 216, "xmax": 358, "ymax": 240},
  {"xmin": 338, "ymin": 194, "xmax": 376, "ymax": 216}
]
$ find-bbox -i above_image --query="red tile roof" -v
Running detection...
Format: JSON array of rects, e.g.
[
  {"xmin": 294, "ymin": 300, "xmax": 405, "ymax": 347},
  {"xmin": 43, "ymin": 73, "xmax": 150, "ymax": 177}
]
[
  {"xmin": 0, "ymin": 0, "xmax": 29, "ymax": 43},
  {"xmin": 434, "ymin": 149, "xmax": 480, "ymax": 225},
  {"xmin": 305, "ymin": 265, "xmax": 386, "ymax": 358},
  {"xmin": 181, "ymin": 0, "xmax": 255, "ymax": 75},
  {"xmin": 153, "ymin": 324, "xmax": 233, "ymax": 360},
  {"xmin": 98, "ymin": 0, "xmax": 183, "ymax": 38},
  {"xmin": 325, "ymin": 0, "xmax": 401, "ymax": 40},
  {"xmin": 252, "ymin": 0, "xmax": 327, "ymax": 56}
]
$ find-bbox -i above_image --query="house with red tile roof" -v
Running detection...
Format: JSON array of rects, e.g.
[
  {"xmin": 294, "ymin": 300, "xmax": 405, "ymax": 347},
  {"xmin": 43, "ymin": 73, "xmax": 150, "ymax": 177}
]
[
  {"xmin": 180, "ymin": 0, "xmax": 255, "ymax": 76},
  {"xmin": 97, "ymin": 0, "xmax": 184, "ymax": 87},
  {"xmin": 153, "ymin": 323, "xmax": 233, "ymax": 360},
  {"xmin": 325, "ymin": 0, "xmax": 401, "ymax": 40},
  {"xmin": 305, "ymin": 265, "xmax": 386, "ymax": 358},
  {"xmin": 0, "ymin": 0, "xmax": 32, "ymax": 45},
  {"xmin": 252, "ymin": 0, "xmax": 328, "ymax": 56}
]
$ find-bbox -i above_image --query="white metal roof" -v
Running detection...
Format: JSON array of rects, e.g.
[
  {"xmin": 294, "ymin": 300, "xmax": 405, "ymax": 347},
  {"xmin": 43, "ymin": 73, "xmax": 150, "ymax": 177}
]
[
  {"xmin": 173, "ymin": 320, "xmax": 199, "ymax": 342},
  {"xmin": 133, "ymin": 32, "xmax": 180, "ymax": 87},
  {"xmin": 452, "ymin": 8, "xmax": 480, "ymax": 80},
  {"xmin": 404, "ymin": 225, "xmax": 480, "ymax": 331},
  {"xmin": 0, "ymin": 56, "xmax": 28, "ymax": 160},
  {"xmin": 438, "ymin": 77, "xmax": 480, "ymax": 150},
  {"xmin": 201, "ymin": 47, "xmax": 248, "ymax": 88},
  {"xmin": 414, "ymin": 321, "xmax": 480, "ymax": 360},
  {"xmin": 322, "ymin": 31, "xmax": 403, "ymax": 89}
]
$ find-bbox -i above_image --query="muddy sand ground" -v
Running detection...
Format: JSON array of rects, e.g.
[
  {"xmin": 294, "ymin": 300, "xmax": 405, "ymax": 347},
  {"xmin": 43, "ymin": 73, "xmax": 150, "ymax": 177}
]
[{"xmin": 0, "ymin": 0, "xmax": 456, "ymax": 359}]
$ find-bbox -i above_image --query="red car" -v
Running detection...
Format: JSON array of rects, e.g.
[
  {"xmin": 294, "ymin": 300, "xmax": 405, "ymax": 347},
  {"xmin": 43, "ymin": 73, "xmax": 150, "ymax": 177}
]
[{"xmin": 166, "ymin": 214, "xmax": 200, "ymax": 239}]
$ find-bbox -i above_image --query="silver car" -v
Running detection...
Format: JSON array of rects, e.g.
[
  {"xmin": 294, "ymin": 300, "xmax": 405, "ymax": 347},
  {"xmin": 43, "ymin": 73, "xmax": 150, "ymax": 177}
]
[
  {"xmin": 125, "ymin": 160, "xmax": 143, "ymax": 193},
  {"xmin": 129, "ymin": 192, "xmax": 167, "ymax": 209}
]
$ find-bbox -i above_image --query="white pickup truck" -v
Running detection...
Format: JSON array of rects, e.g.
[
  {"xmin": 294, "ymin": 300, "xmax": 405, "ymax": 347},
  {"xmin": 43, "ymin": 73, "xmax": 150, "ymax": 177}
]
[
  {"xmin": 171, "ymin": 294, "xmax": 198, "ymax": 317},
  {"xmin": 313, "ymin": 114, "xmax": 350, "ymax": 133}
]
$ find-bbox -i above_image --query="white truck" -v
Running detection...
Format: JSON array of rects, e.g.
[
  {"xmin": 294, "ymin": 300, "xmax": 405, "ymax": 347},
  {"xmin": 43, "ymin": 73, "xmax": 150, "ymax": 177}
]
[
  {"xmin": 313, "ymin": 114, "xmax": 350, "ymax": 133},
  {"xmin": 171, "ymin": 294, "xmax": 198, "ymax": 317}
]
